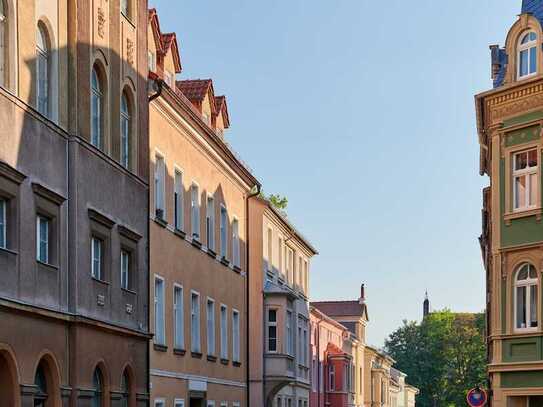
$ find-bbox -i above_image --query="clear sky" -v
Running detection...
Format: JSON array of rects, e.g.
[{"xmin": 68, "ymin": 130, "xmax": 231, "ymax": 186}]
[{"xmin": 149, "ymin": 0, "xmax": 521, "ymax": 347}]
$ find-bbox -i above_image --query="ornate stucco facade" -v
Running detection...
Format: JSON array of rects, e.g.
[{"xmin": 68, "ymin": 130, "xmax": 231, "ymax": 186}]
[{"xmin": 477, "ymin": 1, "xmax": 543, "ymax": 406}]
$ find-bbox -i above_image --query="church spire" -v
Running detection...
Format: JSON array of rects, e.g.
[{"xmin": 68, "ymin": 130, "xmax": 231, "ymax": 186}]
[{"xmin": 423, "ymin": 291, "xmax": 430, "ymax": 318}]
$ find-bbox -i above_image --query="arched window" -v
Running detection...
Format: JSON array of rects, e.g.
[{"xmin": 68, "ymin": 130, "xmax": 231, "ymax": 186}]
[
  {"xmin": 0, "ymin": 0, "xmax": 7, "ymax": 87},
  {"xmin": 120, "ymin": 370, "xmax": 130, "ymax": 407},
  {"xmin": 36, "ymin": 24, "xmax": 49, "ymax": 116},
  {"xmin": 121, "ymin": 0, "xmax": 129, "ymax": 19},
  {"xmin": 91, "ymin": 368, "xmax": 103, "ymax": 407},
  {"xmin": 34, "ymin": 363, "xmax": 48, "ymax": 407},
  {"xmin": 120, "ymin": 91, "xmax": 130, "ymax": 169},
  {"xmin": 518, "ymin": 31, "xmax": 537, "ymax": 79},
  {"xmin": 515, "ymin": 263, "xmax": 538, "ymax": 330},
  {"xmin": 91, "ymin": 66, "xmax": 103, "ymax": 149}
]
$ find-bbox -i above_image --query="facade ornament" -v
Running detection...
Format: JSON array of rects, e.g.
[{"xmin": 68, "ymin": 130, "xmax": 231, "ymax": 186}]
[
  {"xmin": 97, "ymin": 7, "xmax": 106, "ymax": 38},
  {"xmin": 127, "ymin": 38, "xmax": 134, "ymax": 65}
]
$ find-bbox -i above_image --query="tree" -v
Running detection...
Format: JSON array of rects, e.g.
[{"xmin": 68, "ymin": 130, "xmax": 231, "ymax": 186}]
[
  {"xmin": 259, "ymin": 191, "xmax": 288, "ymax": 212},
  {"xmin": 384, "ymin": 310, "xmax": 486, "ymax": 407}
]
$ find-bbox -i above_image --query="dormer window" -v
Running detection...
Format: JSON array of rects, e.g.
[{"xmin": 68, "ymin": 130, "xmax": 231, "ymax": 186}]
[{"xmin": 518, "ymin": 31, "xmax": 537, "ymax": 79}]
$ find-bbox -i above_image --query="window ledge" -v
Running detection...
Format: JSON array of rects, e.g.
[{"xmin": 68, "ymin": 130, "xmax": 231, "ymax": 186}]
[
  {"xmin": 173, "ymin": 348, "xmax": 186, "ymax": 356},
  {"xmin": 207, "ymin": 354, "xmax": 217, "ymax": 362},
  {"xmin": 191, "ymin": 238, "xmax": 202, "ymax": 249},
  {"xmin": 153, "ymin": 343, "xmax": 168, "ymax": 352},
  {"xmin": 91, "ymin": 277, "xmax": 110, "ymax": 286},
  {"xmin": 0, "ymin": 247, "xmax": 18, "ymax": 256},
  {"xmin": 174, "ymin": 228, "xmax": 186, "ymax": 239},
  {"xmin": 504, "ymin": 208, "xmax": 542, "ymax": 225},
  {"xmin": 513, "ymin": 328, "xmax": 539, "ymax": 334},
  {"xmin": 220, "ymin": 257, "xmax": 230, "ymax": 267},
  {"xmin": 233, "ymin": 265, "xmax": 242, "ymax": 274},
  {"xmin": 121, "ymin": 287, "xmax": 137, "ymax": 296},
  {"xmin": 154, "ymin": 217, "xmax": 168, "ymax": 228},
  {"xmin": 220, "ymin": 358, "xmax": 229, "ymax": 365},
  {"xmin": 233, "ymin": 361, "xmax": 241, "ymax": 367},
  {"xmin": 207, "ymin": 248, "xmax": 217, "ymax": 259},
  {"xmin": 37, "ymin": 260, "xmax": 59, "ymax": 271},
  {"xmin": 191, "ymin": 351, "xmax": 203, "ymax": 359}
]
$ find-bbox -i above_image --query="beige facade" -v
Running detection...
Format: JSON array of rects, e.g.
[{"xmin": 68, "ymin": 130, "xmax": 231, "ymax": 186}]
[
  {"xmin": 248, "ymin": 197, "xmax": 317, "ymax": 407},
  {"xmin": 147, "ymin": 9, "xmax": 259, "ymax": 407},
  {"xmin": 363, "ymin": 346, "xmax": 394, "ymax": 407}
]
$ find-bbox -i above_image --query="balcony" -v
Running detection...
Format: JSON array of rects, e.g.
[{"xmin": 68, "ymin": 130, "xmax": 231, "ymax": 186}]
[{"xmin": 264, "ymin": 353, "xmax": 296, "ymax": 381}]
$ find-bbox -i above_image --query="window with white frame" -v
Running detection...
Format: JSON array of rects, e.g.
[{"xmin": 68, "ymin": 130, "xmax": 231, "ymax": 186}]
[
  {"xmin": 286, "ymin": 310, "xmax": 293, "ymax": 355},
  {"xmin": 91, "ymin": 66, "xmax": 103, "ymax": 149},
  {"xmin": 286, "ymin": 247, "xmax": 293, "ymax": 285},
  {"xmin": 220, "ymin": 205, "xmax": 228, "ymax": 259},
  {"xmin": 0, "ymin": 198, "xmax": 6, "ymax": 249},
  {"xmin": 220, "ymin": 402, "xmax": 227, "ymax": 407},
  {"xmin": 518, "ymin": 31, "xmax": 537, "ymax": 79},
  {"xmin": 120, "ymin": 91, "xmax": 131, "ymax": 169},
  {"xmin": 174, "ymin": 285, "xmax": 184, "ymax": 349},
  {"xmin": 277, "ymin": 236, "xmax": 283, "ymax": 276},
  {"xmin": 267, "ymin": 227, "xmax": 273, "ymax": 272},
  {"xmin": 515, "ymin": 263, "xmax": 538, "ymax": 330},
  {"xmin": 267, "ymin": 309, "xmax": 277, "ymax": 352},
  {"xmin": 206, "ymin": 196, "xmax": 215, "ymax": 251},
  {"xmin": 207, "ymin": 401, "xmax": 215, "ymax": 407},
  {"xmin": 154, "ymin": 400, "xmax": 165, "ymax": 407},
  {"xmin": 174, "ymin": 400, "xmax": 185, "ymax": 407},
  {"xmin": 513, "ymin": 148, "xmax": 538, "ymax": 211},
  {"xmin": 191, "ymin": 184, "xmax": 200, "ymax": 240},
  {"xmin": 0, "ymin": 0, "xmax": 7, "ymax": 87},
  {"xmin": 207, "ymin": 298, "xmax": 215, "ymax": 356},
  {"xmin": 232, "ymin": 309, "xmax": 240, "ymax": 362},
  {"xmin": 120, "ymin": 249, "xmax": 130, "ymax": 289},
  {"xmin": 232, "ymin": 218, "xmax": 240, "ymax": 268},
  {"xmin": 154, "ymin": 155, "xmax": 165, "ymax": 218},
  {"xmin": 36, "ymin": 215, "xmax": 49, "ymax": 263},
  {"xmin": 329, "ymin": 364, "xmax": 335, "ymax": 391},
  {"xmin": 154, "ymin": 277, "xmax": 165, "ymax": 345},
  {"xmin": 36, "ymin": 24, "xmax": 49, "ymax": 117},
  {"xmin": 220, "ymin": 304, "xmax": 228, "ymax": 359},
  {"xmin": 174, "ymin": 169, "xmax": 183, "ymax": 230},
  {"xmin": 91, "ymin": 237, "xmax": 103, "ymax": 280},
  {"xmin": 233, "ymin": 403, "xmax": 240, "ymax": 407},
  {"xmin": 191, "ymin": 291, "xmax": 201, "ymax": 353},
  {"xmin": 148, "ymin": 51, "xmax": 156, "ymax": 72}
]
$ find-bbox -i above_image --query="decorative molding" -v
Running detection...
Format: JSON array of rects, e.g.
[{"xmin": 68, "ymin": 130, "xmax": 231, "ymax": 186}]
[
  {"xmin": 150, "ymin": 368, "xmax": 247, "ymax": 388},
  {"xmin": 97, "ymin": 7, "xmax": 106, "ymax": 38},
  {"xmin": 118, "ymin": 224, "xmax": 142, "ymax": 241},
  {"xmin": 88, "ymin": 208, "xmax": 115, "ymax": 229},
  {"xmin": 0, "ymin": 161, "xmax": 26, "ymax": 184},
  {"xmin": 127, "ymin": 38, "xmax": 134, "ymax": 65},
  {"xmin": 31, "ymin": 183, "xmax": 66, "ymax": 205}
]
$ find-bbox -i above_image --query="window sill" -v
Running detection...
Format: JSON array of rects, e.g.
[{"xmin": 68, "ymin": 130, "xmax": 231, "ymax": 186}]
[
  {"xmin": 207, "ymin": 355, "xmax": 217, "ymax": 362},
  {"xmin": 0, "ymin": 247, "xmax": 18, "ymax": 256},
  {"xmin": 191, "ymin": 351, "xmax": 203, "ymax": 359},
  {"xmin": 173, "ymin": 348, "xmax": 186, "ymax": 356},
  {"xmin": 91, "ymin": 277, "xmax": 110, "ymax": 286},
  {"xmin": 37, "ymin": 260, "xmax": 59, "ymax": 271},
  {"xmin": 153, "ymin": 343, "xmax": 168, "ymax": 352},
  {"xmin": 174, "ymin": 228, "xmax": 186, "ymax": 239},
  {"xmin": 191, "ymin": 238, "xmax": 202, "ymax": 249},
  {"xmin": 233, "ymin": 265, "xmax": 242, "ymax": 274},
  {"xmin": 207, "ymin": 248, "xmax": 217, "ymax": 259},
  {"xmin": 154, "ymin": 217, "xmax": 168, "ymax": 228},
  {"xmin": 514, "ymin": 328, "xmax": 539, "ymax": 334},
  {"xmin": 220, "ymin": 358, "xmax": 229, "ymax": 365},
  {"xmin": 504, "ymin": 208, "xmax": 542, "ymax": 225},
  {"xmin": 121, "ymin": 287, "xmax": 137, "ymax": 296},
  {"xmin": 220, "ymin": 257, "xmax": 230, "ymax": 267},
  {"xmin": 233, "ymin": 361, "xmax": 241, "ymax": 367}
]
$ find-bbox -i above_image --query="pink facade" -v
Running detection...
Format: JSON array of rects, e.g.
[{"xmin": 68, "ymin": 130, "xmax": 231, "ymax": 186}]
[{"xmin": 310, "ymin": 308, "xmax": 355, "ymax": 407}]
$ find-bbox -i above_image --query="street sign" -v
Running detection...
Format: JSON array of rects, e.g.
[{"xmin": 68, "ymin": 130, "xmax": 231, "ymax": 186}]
[{"xmin": 467, "ymin": 387, "xmax": 488, "ymax": 407}]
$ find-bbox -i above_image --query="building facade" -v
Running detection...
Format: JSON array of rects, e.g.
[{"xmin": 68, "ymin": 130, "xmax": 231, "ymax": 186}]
[
  {"xmin": 363, "ymin": 346, "xmax": 394, "ymax": 407},
  {"xmin": 312, "ymin": 288, "xmax": 369, "ymax": 407},
  {"xmin": 476, "ymin": 1, "xmax": 543, "ymax": 405},
  {"xmin": 310, "ymin": 307, "xmax": 357, "ymax": 407},
  {"xmin": 389, "ymin": 368, "xmax": 418, "ymax": 407},
  {"xmin": 248, "ymin": 197, "xmax": 317, "ymax": 407},
  {"xmin": 147, "ymin": 9, "xmax": 260, "ymax": 407},
  {"xmin": 0, "ymin": 0, "xmax": 150, "ymax": 406}
]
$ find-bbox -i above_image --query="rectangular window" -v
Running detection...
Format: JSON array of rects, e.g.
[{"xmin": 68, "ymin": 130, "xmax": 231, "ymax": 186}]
[
  {"xmin": 148, "ymin": 51, "xmax": 156, "ymax": 72},
  {"xmin": 220, "ymin": 304, "xmax": 228, "ymax": 359},
  {"xmin": 154, "ymin": 155, "xmax": 165, "ymax": 218},
  {"xmin": 191, "ymin": 292, "xmax": 201, "ymax": 353},
  {"xmin": 207, "ymin": 401, "xmax": 215, "ymax": 407},
  {"xmin": 286, "ymin": 248, "xmax": 293, "ymax": 285},
  {"xmin": 91, "ymin": 237, "xmax": 103, "ymax": 280},
  {"xmin": 277, "ymin": 237, "xmax": 283, "ymax": 277},
  {"xmin": 207, "ymin": 298, "xmax": 215, "ymax": 356},
  {"xmin": 174, "ymin": 400, "xmax": 185, "ymax": 407},
  {"xmin": 191, "ymin": 184, "xmax": 200, "ymax": 240},
  {"xmin": 329, "ymin": 365, "xmax": 335, "ymax": 391},
  {"xmin": 206, "ymin": 196, "xmax": 215, "ymax": 251},
  {"xmin": 513, "ymin": 149, "xmax": 538, "ymax": 211},
  {"xmin": 120, "ymin": 249, "xmax": 130, "ymax": 289},
  {"xmin": 268, "ymin": 309, "xmax": 277, "ymax": 352},
  {"xmin": 220, "ymin": 206, "xmax": 228, "ymax": 259},
  {"xmin": 155, "ymin": 401, "xmax": 165, "ymax": 407},
  {"xmin": 320, "ymin": 362, "xmax": 324, "ymax": 392},
  {"xmin": 267, "ymin": 227, "xmax": 273, "ymax": 272},
  {"xmin": 232, "ymin": 309, "xmax": 240, "ymax": 362},
  {"xmin": 36, "ymin": 216, "xmax": 49, "ymax": 263},
  {"xmin": 154, "ymin": 277, "xmax": 165, "ymax": 345},
  {"xmin": 277, "ymin": 397, "xmax": 282, "ymax": 407},
  {"xmin": 0, "ymin": 199, "xmax": 6, "ymax": 249},
  {"xmin": 286, "ymin": 310, "xmax": 293, "ymax": 355},
  {"xmin": 174, "ymin": 285, "xmax": 184, "ymax": 349},
  {"xmin": 174, "ymin": 170, "xmax": 184, "ymax": 231},
  {"xmin": 303, "ymin": 325, "xmax": 308, "ymax": 366},
  {"xmin": 232, "ymin": 218, "xmax": 240, "ymax": 268}
]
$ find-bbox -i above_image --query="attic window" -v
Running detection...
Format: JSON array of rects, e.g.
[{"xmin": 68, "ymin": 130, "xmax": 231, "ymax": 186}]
[{"xmin": 518, "ymin": 31, "xmax": 537, "ymax": 79}]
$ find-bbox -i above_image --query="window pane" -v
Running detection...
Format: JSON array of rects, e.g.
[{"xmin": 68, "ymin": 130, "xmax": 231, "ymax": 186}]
[
  {"xmin": 530, "ymin": 46, "xmax": 537, "ymax": 74},
  {"xmin": 529, "ymin": 149, "xmax": 538, "ymax": 167},
  {"xmin": 531, "ymin": 284, "xmax": 538, "ymax": 327},
  {"xmin": 121, "ymin": 250, "xmax": 129, "ymax": 289},
  {"xmin": 155, "ymin": 279, "xmax": 165, "ymax": 344},
  {"xmin": 518, "ymin": 265, "xmax": 529, "ymax": 281},
  {"xmin": 174, "ymin": 287, "xmax": 183, "ymax": 348},
  {"xmin": 530, "ymin": 173, "xmax": 538, "ymax": 206},
  {"xmin": 38, "ymin": 217, "xmax": 48, "ymax": 263},
  {"xmin": 520, "ymin": 49, "xmax": 529, "ymax": 77},
  {"xmin": 517, "ymin": 286, "xmax": 527, "ymax": 329},
  {"xmin": 0, "ymin": 199, "xmax": 5, "ymax": 248},
  {"xmin": 515, "ymin": 152, "xmax": 528, "ymax": 170},
  {"xmin": 207, "ymin": 300, "xmax": 215, "ymax": 354},
  {"xmin": 268, "ymin": 310, "xmax": 276, "ymax": 322},
  {"xmin": 515, "ymin": 175, "xmax": 527, "ymax": 209}
]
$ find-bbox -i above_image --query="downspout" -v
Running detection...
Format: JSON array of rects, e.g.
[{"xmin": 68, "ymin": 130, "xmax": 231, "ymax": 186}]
[
  {"xmin": 246, "ymin": 183, "xmax": 261, "ymax": 406},
  {"xmin": 147, "ymin": 76, "xmax": 163, "ymax": 400}
]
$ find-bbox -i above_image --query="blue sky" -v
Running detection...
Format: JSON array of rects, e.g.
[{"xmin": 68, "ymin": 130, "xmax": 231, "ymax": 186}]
[{"xmin": 149, "ymin": 0, "xmax": 520, "ymax": 346}]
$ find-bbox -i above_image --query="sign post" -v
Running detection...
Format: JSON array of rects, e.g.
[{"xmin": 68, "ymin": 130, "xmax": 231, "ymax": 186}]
[{"xmin": 467, "ymin": 387, "xmax": 488, "ymax": 407}]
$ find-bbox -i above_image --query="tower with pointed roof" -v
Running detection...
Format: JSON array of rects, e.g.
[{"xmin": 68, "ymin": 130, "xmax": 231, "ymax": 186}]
[
  {"xmin": 423, "ymin": 292, "xmax": 430, "ymax": 319},
  {"xmin": 476, "ymin": 1, "xmax": 543, "ymax": 405}
]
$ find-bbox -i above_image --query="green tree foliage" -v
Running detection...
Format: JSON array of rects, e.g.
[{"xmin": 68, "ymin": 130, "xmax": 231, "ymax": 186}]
[
  {"xmin": 259, "ymin": 191, "xmax": 288, "ymax": 212},
  {"xmin": 384, "ymin": 310, "xmax": 486, "ymax": 407}
]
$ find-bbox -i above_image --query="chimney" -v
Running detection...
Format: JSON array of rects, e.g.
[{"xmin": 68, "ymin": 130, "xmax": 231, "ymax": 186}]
[{"xmin": 359, "ymin": 284, "xmax": 365, "ymax": 304}]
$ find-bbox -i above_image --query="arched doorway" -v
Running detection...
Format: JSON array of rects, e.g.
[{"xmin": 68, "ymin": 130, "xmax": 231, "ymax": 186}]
[
  {"xmin": 33, "ymin": 353, "xmax": 61, "ymax": 407},
  {"xmin": 0, "ymin": 347, "xmax": 20, "ymax": 407}
]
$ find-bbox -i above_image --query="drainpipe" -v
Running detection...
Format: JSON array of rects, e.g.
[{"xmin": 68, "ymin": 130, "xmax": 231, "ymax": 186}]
[
  {"xmin": 246, "ymin": 183, "xmax": 261, "ymax": 406},
  {"xmin": 148, "ymin": 76, "xmax": 163, "ymax": 102}
]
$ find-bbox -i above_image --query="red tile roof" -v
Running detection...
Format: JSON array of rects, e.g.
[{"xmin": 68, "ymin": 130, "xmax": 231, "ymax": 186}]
[
  {"xmin": 176, "ymin": 79, "xmax": 213, "ymax": 103},
  {"xmin": 311, "ymin": 301, "xmax": 366, "ymax": 317},
  {"xmin": 214, "ymin": 96, "xmax": 230, "ymax": 129}
]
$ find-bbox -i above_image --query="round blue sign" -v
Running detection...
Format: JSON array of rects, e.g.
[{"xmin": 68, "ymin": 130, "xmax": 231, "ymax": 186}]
[{"xmin": 467, "ymin": 387, "xmax": 488, "ymax": 407}]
